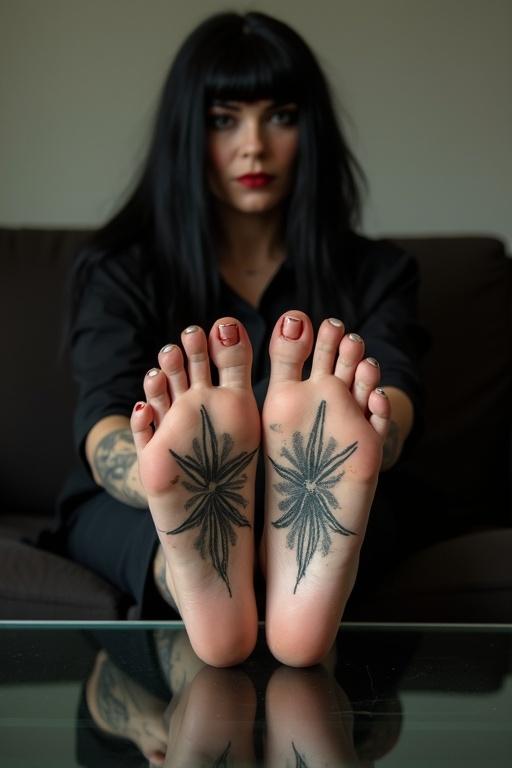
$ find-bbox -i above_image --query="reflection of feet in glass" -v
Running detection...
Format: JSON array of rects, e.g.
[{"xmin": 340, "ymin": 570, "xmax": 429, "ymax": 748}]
[
  {"xmin": 86, "ymin": 649, "xmax": 168, "ymax": 765},
  {"xmin": 265, "ymin": 664, "xmax": 361, "ymax": 767},
  {"xmin": 165, "ymin": 665, "xmax": 256, "ymax": 767}
]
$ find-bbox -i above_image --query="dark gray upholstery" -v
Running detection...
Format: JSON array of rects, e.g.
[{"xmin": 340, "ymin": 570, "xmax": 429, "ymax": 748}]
[{"xmin": 0, "ymin": 228, "xmax": 511, "ymax": 620}]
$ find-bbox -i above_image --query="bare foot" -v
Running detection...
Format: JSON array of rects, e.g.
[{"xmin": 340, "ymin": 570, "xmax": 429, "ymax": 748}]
[
  {"xmin": 262, "ymin": 312, "xmax": 390, "ymax": 666},
  {"xmin": 131, "ymin": 318, "xmax": 260, "ymax": 666},
  {"xmin": 265, "ymin": 665, "xmax": 359, "ymax": 767},
  {"xmin": 166, "ymin": 666, "xmax": 256, "ymax": 767}
]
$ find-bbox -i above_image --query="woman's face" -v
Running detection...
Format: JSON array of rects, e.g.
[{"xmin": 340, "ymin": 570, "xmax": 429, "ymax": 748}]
[{"xmin": 206, "ymin": 99, "xmax": 299, "ymax": 215}]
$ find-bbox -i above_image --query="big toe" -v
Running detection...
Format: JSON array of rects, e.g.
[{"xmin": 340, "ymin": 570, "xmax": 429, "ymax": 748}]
[
  {"xmin": 268, "ymin": 311, "xmax": 314, "ymax": 384},
  {"xmin": 208, "ymin": 317, "xmax": 253, "ymax": 390}
]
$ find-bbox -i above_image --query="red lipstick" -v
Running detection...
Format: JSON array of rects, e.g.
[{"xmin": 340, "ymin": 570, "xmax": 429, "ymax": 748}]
[{"xmin": 236, "ymin": 173, "xmax": 274, "ymax": 188}]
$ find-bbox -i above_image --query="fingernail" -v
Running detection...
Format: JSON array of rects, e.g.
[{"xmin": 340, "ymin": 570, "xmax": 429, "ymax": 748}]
[
  {"xmin": 160, "ymin": 343, "xmax": 176, "ymax": 354},
  {"xmin": 135, "ymin": 401, "xmax": 145, "ymax": 411},
  {"xmin": 184, "ymin": 325, "xmax": 200, "ymax": 335},
  {"xmin": 282, "ymin": 315, "xmax": 303, "ymax": 340},
  {"xmin": 349, "ymin": 333, "xmax": 363, "ymax": 343},
  {"xmin": 328, "ymin": 317, "xmax": 344, "ymax": 328},
  {"xmin": 218, "ymin": 322, "xmax": 239, "ymax": 346},
  {"xmin": 367, "ymin": 357, "xmax": 379, "ymax": 367},
  {"xmin": 376, "ymin": 387, "xmax": 387, "ymax": 397},
  {"xmin": 147, "ymin": 368, "xmax": 159, "ymax": 377}
]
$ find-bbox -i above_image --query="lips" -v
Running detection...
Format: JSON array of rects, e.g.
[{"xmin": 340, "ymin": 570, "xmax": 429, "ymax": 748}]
[{"xmin": 236, "ymin": 173, "xmax": 274, "ymax": 188}]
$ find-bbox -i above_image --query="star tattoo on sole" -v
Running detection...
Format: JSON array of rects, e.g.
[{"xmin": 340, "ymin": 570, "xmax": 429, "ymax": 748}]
[
  {"xmin": 269, "ymin": 400, "xmax": 358, "ymax": 593},
  {"xmin": 158, "ymin": 405, "xmax": 257, "ymax": 596}
]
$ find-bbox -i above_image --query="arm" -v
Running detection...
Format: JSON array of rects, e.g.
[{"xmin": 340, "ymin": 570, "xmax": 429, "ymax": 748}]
[
  {"xmin": 85, "ymin": 415, "xmax": 147, "ymax": 508},
  {"xmin": 380, "ymin": 386, "xmax": 414, "ymax": 471}
]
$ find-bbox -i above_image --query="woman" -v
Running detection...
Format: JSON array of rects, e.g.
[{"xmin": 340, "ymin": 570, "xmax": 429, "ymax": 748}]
[{"xmin": 60, "ymin": 11, "xmax": 423, "ymax": 667}]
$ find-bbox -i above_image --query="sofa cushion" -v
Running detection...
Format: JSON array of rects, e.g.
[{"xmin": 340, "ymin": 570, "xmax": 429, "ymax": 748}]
[
  {"xmin": 0, "ymin": 228, "xmax": 89, "ymax": 517},
  {"xmin": 392, "ymin": 237, "xmax": 512, "ymax": 543},
  {"xmin": 0, "ymin": 539, "xmax": 127, "ymax": 619},
  {"xmin": 353, "ymin": 528, "xmax": 512, "ymax": 622}
]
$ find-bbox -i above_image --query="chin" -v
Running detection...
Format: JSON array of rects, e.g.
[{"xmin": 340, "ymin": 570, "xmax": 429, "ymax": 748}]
[{"xmin": 235, "ymin": 195, "xmax": 283, "ymax": 214}]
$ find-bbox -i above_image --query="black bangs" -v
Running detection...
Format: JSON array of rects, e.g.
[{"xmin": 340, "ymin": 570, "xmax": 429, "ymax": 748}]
[{"xmin": 203, "ymin": 34, "xmax": 302, "ymax": 106}]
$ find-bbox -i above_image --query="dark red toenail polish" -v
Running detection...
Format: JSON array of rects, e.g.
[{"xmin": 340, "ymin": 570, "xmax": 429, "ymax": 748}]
[
  {"xmin": 218, "ymin": 322, "xmax": 239, "ymax": 346},
  {"xmin": 282, "ymin": 316, "xmax": 303, "ymax": 340},
  {"xmin": 135, "ymin": 402, "xmax": 145, "ymax": 411}
]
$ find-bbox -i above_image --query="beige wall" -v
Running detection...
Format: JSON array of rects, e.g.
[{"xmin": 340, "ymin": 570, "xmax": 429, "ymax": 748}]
[{"xmin": 1, "ymin": 0, "xmax": 510, "ymax": 247}]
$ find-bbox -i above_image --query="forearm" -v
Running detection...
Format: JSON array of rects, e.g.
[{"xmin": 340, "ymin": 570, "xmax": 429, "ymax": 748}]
[
  {"xmin": 380, "ymin": 387, "xmax": 414, "ymax": 471},
  {"xmin": 85, "ymin": 415, "xmax": 148, "ymax": 508}
]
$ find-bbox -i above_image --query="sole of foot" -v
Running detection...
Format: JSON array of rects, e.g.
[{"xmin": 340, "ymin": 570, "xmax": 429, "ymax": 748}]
[
  {"xmin": 262, "ymin": 312, "xmax": 390, "ymax": 666},
  {"xmin": 131, "ymin": 318, "xmax": 260, "ymax": 667}
]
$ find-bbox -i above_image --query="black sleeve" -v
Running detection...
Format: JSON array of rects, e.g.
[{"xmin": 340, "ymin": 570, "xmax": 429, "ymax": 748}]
[
  {"xmin": 352, "ymin": 238, "xmax": 429, "ymax": 441},
  {"xmin": 70, "ymin": 247, "xmax": 161, "ymax": 470}
]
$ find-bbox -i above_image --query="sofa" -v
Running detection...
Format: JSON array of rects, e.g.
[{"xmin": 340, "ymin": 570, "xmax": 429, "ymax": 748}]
[{"xmin": 1, "ymin": 228, "xmax": 511, "ymax": 620}]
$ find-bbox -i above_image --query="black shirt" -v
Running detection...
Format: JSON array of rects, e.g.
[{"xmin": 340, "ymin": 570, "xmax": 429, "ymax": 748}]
[{"xmin": 65, "ymin": 232, "xmax": 425, "ymax": 508}]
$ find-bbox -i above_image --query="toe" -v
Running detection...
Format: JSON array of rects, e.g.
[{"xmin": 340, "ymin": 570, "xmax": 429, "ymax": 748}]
[
  {"xmin": 143, "ymin": 368, "xmax": 170, "ymax": 428},
  {"xmin": 333, "ymin": 332, "xmax": 365, "ymax": 387},
  {"xmin": 352, "ymin": 357, "xmax": 381, "ymax": 411},
  {"xmin": 208, "ymin": 318, "xmax": 253, "ymax": 390},
  {"xmin": 159, "ymin": 343, "xmax": 188, "ymax": 399},
  {"xmin": 310, "ymin": 318, "xmax": 345, "ymax": 378},
  {"xmin": 130, "ymin": 401, "xmax": 154, "ymax": 453},
  {"xmin": 368, "ymin": 387, "xmax": 391, "ymax": 439},
  {"xmin": 181, "ymin": 325, "xmax": 212, "ymax": 388},
  {"xmin": 268, "ymin": 311, "xmax": 314, "ymax": 384}
]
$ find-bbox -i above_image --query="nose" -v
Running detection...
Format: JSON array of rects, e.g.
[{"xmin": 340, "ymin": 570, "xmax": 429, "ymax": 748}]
[{"xmin": 240, "ymin": 118, "xmax": 265, "ymax": 157}]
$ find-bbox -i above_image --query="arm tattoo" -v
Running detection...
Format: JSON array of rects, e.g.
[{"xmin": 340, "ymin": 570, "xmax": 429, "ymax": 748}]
[
  {"xmin": 94, "ymin": 428, "xmax": 146, "ymax": 508},
  {"xmin": 158, "ymin": 405, "xmax": 257, "ymax": 597},
  {"xmin": 381, "ymin": 420, "xmax": 400, "ymax": 471},
  {"xmin": 269, "ymin": 401, "xmax": 357, "ymax": 593}
]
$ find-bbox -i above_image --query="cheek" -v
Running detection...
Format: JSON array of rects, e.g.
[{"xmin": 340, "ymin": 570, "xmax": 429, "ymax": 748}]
[
  {"xmin": 207, "ymin": 136, "xmax": 229, "ymax": 176},
  {"xmin": 278, "ymin": 132, "xmax": 300, "ymax": 170}
]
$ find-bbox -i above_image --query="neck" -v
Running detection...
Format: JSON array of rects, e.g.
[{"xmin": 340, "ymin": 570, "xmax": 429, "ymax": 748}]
[{"xmin": 215, "ymin": 203, "xmax": 286, "ymax": 269}]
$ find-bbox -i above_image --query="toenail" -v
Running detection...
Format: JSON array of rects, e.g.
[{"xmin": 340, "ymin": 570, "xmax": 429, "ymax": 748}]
[
  {"xmin": 349, "ymin": 333, "xmax": 363, "ymax": 343},
  {"xmin": 160, "ymin": 344, "xmax": 177, "ymax": 354},
  {"xmin": 147, "ymin": 368, "xmax": 159, "ymax": 377},
  {"xmin": 218, "ymin": 322, "xmax": 239, "ymax": 346},
  {"xmin": 328, "ymin": 317, "xmax": 344, "ymax": 328},
  {"xmin": 282, "ymin": 315, "xmax": 303, "ymax": 340},
  {"xmin": 376, "ymin": 387, "xmax": 387, "ymax": 397},
  {"xmin": 367, "ymin": 357, "xmax": 379, "ymax": 367},
  {"xmin": 135, "ymin": 401, "xmax": 146, "ymax": 411},
  {"xmin": 184, "ymin": 325, "xmax": 200, "ymax": 334}
]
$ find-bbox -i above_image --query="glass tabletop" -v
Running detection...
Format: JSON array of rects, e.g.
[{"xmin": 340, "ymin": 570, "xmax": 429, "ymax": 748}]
[{"xmin": 0, "ymin": 622, "xmax": 510, "ymax": 767}]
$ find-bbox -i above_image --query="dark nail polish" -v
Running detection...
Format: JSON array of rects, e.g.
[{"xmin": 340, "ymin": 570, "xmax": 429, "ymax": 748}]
[{"xmin": 218, "ymin": 322, "xmax": 239, "ymax": 346}]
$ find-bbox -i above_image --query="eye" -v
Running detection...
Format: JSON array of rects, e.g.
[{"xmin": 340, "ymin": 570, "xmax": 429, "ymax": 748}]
[
  {"xmin": 207, "ymin": 112, "xmax": 235, "ymax": 130},
  {"xmin": 270, "ymin": 107, "xmax": 299, "ymax": 126}
]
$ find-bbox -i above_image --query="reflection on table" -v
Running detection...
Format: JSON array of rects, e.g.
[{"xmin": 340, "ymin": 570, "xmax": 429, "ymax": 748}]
[{"xmin": 80, "ymin": 627, "xmax": 407, "ymax": 767}]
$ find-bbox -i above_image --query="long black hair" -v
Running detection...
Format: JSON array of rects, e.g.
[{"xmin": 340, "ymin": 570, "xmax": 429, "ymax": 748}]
[{"xmin": 71, "ymin": 11, "xmax": 366, "ymax": 331}]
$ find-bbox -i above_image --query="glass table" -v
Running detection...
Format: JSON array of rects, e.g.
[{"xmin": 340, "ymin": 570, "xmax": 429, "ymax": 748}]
[{"xmin": 0, "ymin": 621, "xmax": 510, "ymax": 766}]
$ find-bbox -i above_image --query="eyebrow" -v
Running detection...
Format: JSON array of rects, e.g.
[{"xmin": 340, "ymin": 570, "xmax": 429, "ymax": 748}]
[
  {"xmin": 210, "ymin": 100, "xmax": 241, "ymax": 110},
  {"xmin": 210, "ymin": 99, "xmax": 297, "ymax": 110}
]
